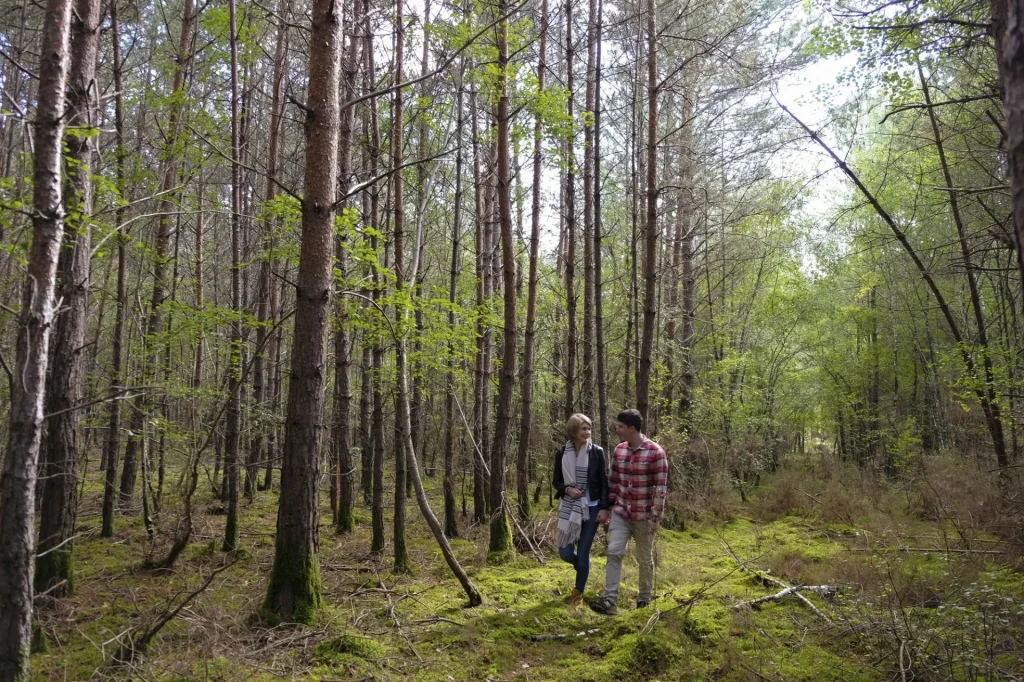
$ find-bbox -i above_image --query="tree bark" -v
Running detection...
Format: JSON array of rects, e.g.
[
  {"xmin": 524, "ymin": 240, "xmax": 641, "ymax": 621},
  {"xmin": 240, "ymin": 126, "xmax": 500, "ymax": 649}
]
[
  {"xmin": 445, "ymin": 43, "xmax": 468, "ymax": 537},
  {"xmin": 0, "ymin": 0, "xmax": 73, "ymax": 675},
  {"xmin": 594, "ymin": 0, "xmax": 607, "ymax": 450},
  {"xmin": 582, "ymin": 0, "xmax": 598, "ymax": 416},
  {"xmin": 391, "ymin": 0, "xmax": 412, "ymax": 574},
  {"xmin": 332, "ymin": 0, "xmax": 361, "ymax": 534},
  {"xmin": 1005, "ymin": 0, "xmax": 1024, "ymax": 301},
  {"xmin": 564, "ymin": 0, "xmax": 578, "ymax": 419},
  {"xmin": 222, "ymin": 0, "xmax": 244, "ymax": 553},
  {"xmin": 101, "ymin": 0, "xmax": 127, "ymax": 533},
  {"xmin": 488, "ymin": 0, "xmax": 516, "ymax": 554},
  {"xmin": 516, "ymin": 0, "xmax": 547, "ymax": 522},
  {"xmin": 263, "ymin": 0, "xmax": 342, "ymax": 623},
  {"xmin": 34, "ymin": 0, "xmax": 101, "ymax": 598},
  {"xmin": 637, "ymin": 0, "xmax": 658, "ymax": 424}
]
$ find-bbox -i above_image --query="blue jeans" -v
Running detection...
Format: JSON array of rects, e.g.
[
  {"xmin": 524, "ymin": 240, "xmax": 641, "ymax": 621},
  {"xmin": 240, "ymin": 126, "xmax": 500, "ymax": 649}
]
[{"xmin": 559, "ymin": 508, "xmax": 600, "ymax": 593}]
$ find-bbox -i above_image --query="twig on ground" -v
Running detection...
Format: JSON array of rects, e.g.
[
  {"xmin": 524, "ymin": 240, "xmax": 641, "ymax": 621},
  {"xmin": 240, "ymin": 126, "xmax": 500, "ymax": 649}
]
[{"xmin": 530, "ymin": 628, "xmax": 601, "ymax": 641}]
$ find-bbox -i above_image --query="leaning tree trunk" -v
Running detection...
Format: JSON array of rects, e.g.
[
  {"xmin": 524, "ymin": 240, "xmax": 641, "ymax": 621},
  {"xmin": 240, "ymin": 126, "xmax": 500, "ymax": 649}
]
[
  {"xmin": 0, "ymin": 0, "xmax": 73, "ymax": 675},
  {"xmin": 262, "ymin": 0, "xmax": 341, "ymax": 624},
  {"xmin": 34, "ymin": 0, "xmax": 101, "ymax": 599},
  {"xmin": 920, "ymin": 66, "xmax": 1008, "ymax": 468}
]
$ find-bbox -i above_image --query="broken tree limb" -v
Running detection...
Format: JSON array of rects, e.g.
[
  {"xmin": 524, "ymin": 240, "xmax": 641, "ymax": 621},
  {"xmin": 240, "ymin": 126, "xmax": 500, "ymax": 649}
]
[
  {"xmin": 733, "ymin": 585, "xmax": 838, "ymax": 615},
  {"xmin": 723, "ymin": 541, "xmax": 834, "ymax": 623}
]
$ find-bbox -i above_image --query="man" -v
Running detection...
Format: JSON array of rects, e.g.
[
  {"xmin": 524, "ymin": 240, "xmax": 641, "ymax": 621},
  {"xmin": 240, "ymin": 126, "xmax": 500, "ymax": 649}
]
[{"xmin": 589, "ymin": 409, "xmax": 668, "ymax": 616}]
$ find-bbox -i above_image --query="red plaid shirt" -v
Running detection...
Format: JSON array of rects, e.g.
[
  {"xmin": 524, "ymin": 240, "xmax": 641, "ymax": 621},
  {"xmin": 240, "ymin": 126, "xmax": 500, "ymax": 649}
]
[{"xmin": 608, "ymin": 436, "xmax": 668, "ymax": 524}]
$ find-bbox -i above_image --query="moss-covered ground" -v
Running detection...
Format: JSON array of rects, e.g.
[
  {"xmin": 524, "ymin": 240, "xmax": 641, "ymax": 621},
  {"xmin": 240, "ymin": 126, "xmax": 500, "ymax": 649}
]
[{"xmin": 30, "ymin": 461, "xmax": 1024, "ymax": 680}]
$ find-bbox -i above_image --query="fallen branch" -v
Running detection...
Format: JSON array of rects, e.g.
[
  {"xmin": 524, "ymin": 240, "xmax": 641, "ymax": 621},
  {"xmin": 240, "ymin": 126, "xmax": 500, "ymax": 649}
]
[
  {"xmin": 723, "ymin": 542, "xmax": 834, "ymax": 623},
  {"xmin": 733, "ymin": 585, "xmax": 838, "ymax": 613},
  {"xmin": 106, "ymin": 558, "xmax": 237, "ymax": 668},
  {"xmin": 845, "ymin": 546, "xmax": 1005, "ymax": 555}
]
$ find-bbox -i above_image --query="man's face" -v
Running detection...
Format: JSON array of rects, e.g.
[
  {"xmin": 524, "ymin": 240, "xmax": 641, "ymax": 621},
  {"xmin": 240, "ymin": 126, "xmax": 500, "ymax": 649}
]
[{"xmin": 615, "ymin": 421, "xmax": 630, "ymax": 441}]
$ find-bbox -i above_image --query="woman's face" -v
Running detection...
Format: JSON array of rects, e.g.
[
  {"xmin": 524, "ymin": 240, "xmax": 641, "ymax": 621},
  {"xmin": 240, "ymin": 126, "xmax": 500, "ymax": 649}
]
[{"xmin": 576, "ymin": 422, "xmax": 592, "ymax": 443}]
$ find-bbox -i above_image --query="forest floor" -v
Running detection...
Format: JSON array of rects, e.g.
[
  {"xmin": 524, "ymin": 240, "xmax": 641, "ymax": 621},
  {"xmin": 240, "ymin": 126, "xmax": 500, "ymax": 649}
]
[{"xmin": 30, "ymin": 455, "xmax": 1024, "ymax": 681}]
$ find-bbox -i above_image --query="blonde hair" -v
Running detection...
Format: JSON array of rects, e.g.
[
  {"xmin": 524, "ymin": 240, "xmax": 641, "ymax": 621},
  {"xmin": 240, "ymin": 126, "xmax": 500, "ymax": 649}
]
[{"xmin": 565, "ymin": 413, "xmax": 593, "ymax": 441}]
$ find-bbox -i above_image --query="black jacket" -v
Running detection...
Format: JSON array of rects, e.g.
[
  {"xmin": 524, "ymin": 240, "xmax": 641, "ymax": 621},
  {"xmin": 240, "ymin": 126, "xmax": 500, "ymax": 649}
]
[{"xmin": 553, "ymin": 443, "xmax": 610, "ymax": 510}]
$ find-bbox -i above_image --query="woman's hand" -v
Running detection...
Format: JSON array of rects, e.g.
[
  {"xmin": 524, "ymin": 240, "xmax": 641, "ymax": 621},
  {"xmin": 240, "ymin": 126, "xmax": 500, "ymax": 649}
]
[{"xmin": 565, "ymin": 487, "xmax": 583, "ymax": 499}]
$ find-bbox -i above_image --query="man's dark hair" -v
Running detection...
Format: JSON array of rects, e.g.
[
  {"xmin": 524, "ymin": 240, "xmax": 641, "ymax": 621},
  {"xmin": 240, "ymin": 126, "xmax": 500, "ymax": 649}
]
[{"xmin": 616, "ymin": 409, "xmax": 643, "ymax": 432}]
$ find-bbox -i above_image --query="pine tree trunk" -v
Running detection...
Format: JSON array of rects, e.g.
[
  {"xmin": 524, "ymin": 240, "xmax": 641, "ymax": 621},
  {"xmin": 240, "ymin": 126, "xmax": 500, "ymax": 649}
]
[
  {"xmin": 488, "ymin": 0, "xmax": 515, "ymax": 554},
  {"xmin": 363, "ymin": 5, "xmax": 386, "ymax": 555},
  {"xmin": 34, "ymin": 0, "xmax": 101, "ymax": 598},
  {"xmin": 332, "ymin": 3, "xmax": 360, "ymax": 534},
  {"xmin": 223, "ymin": 0, "xmax": 244, "ymax": 553},
  {"xmin": 582, "ymin": 0, "xmax": 598, "ymax": 416},
  {"xmin": 564, "ymin": 0, "xmax": 577, "ymax": 419},
  {"xmin": 445, "ymin": 44, "xmax": 468, "ymax": 538},
  {"xmin": 678, "ymin": 86, "xmax": 695, "ymax": 425},
  {"xmin": 593, "ymin": 0, "xmax": 607, "ymax": 449},
  {"xmin": 516, "ymin": 0, "xmax": 546, "ymax": 523},
  {"xmin": 0, "ymin": 0, "xmax": 73, "ymax": 675},
  {"xmin": 1006, "ymin": 0, "xmax": 1024, "ymax": 305},
  {"xmin": 471, "ymin": 95, "xmax": 488, "ymax": 524},
  {"xmin": 391, "ymin": 0, "xmax": 412, "ymax": 573},
  {"xmin": 637, "ymin": 0, "xmax": 658, "ymax": 424},
  {"xmin": 263, "ymin": 0, "xmax": 342, "ymax": 623}
]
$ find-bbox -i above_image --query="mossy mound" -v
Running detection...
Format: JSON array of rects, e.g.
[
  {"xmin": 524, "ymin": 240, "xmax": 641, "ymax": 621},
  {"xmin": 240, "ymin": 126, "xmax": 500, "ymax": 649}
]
[
  {"xmin": 314, "ymin": 632, "xmax": 389, "ymax": 661},
  {"xmin": 606, "ymin": 632, "xmax": 686, "ymax": 678}
]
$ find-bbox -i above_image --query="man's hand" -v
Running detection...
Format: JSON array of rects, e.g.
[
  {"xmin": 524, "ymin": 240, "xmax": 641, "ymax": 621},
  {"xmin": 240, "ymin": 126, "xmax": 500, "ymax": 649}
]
[
  {"xmin": 646, "ymin": 519, "xmax": 658, "ymax": 535},
  {"xmin": 597, "ymin": 509, "xmax": 610, "ymax": 527}
]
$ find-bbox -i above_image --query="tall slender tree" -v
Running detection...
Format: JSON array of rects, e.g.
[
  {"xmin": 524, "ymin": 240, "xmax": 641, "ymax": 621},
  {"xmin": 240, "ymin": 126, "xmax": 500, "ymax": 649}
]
[
  {"xmin": 516, "ymin": 0, "xmax": 547, "ymax": 522},
  {"xmin": 488, "ymin": 0, "xmax": 516, "ymax": 553},
  {"xmin": 263, "ymin": 0, "xmax": 342, "ymax": 623},
  {"xmin": 34, "ymin": 0, "xmax": 102, "ymax": 597},
  {"xmin": 0, "ymin": 0, "xmax": 74, "ymax": 674},
  {"xmin": 637, "ymin": 0, "xmax": 658, "ymax": 423}
]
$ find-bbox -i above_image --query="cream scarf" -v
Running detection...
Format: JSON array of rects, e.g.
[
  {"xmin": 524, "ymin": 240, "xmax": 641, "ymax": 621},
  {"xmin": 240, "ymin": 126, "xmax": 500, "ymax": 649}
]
[{"xmin": 556, "ymin": 440, "xmax": 590, "ymax": 548}]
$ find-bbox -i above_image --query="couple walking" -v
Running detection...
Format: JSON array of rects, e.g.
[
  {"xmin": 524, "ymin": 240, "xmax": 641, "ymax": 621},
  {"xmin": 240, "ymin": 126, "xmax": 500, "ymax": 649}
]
[{"xmin": 553, "ymin": 408, "xmax": 669, "ymax": 616}]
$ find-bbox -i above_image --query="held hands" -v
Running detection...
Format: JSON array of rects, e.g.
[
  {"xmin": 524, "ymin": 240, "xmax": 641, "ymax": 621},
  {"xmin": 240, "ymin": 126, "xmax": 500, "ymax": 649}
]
[{"xmin": 597, "ymin": 509, "xmax": 611, "ymax": 527}]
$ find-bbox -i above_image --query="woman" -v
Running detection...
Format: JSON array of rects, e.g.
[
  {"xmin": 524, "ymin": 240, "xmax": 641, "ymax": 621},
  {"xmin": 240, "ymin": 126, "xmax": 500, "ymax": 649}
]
[{"xmin": 553, "ymin": 413, "xmax": 609, "ymax": 607}]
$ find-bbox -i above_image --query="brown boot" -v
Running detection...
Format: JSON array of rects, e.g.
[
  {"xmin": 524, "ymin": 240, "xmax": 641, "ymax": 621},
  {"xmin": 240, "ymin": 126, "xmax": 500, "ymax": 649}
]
[{"xmin": 568, "ymin": 589, "xmax": 584, "ymax": 608}]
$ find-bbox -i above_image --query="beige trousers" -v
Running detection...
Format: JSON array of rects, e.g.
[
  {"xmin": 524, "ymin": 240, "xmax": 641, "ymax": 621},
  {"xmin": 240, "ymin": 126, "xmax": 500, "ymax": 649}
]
[{"xmin": 603, "ymin": 511, "xmax": 654, "ymax": 604}]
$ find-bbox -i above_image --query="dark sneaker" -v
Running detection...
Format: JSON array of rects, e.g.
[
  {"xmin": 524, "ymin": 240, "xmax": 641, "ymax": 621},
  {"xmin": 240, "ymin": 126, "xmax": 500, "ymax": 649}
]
[
  {"xmin": 589, "ymin": 596, "xmax": 618, "ymax": 616},
  {"xmin": 636, "ymin": 599, "xmax": 651, "ymax": 609}
]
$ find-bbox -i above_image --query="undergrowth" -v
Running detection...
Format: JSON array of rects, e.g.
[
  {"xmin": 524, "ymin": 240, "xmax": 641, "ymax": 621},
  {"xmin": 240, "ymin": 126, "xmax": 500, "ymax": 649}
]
[{"xmin": 29, "ymin": 452, "xmax": 1024, "ymax": 681}]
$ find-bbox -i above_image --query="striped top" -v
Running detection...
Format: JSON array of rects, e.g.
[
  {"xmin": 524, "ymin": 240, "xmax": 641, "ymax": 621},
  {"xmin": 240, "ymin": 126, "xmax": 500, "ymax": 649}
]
[{"xmin": 608, "ymin": 436, "xmax": 669, "ymax": 524}]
